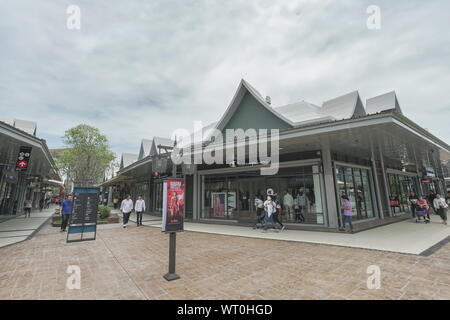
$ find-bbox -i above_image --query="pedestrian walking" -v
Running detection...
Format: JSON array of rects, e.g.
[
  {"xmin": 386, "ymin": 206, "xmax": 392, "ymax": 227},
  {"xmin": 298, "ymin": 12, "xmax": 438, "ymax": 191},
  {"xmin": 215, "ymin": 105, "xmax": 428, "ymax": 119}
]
[
  {"xmin": 39, "ymin": 198, "xmax": 44, "ymax": 212},
  {"xmin": 120, "ymin": 195, "xmax": 133, "ymax": 228},
  {"xmin": 262, "ymin": 196, "xmax": 277, "ymax": 233},
  {"xmin": 44, "ymin": 197, "xmax": 51, "ymax": 209},
  {"xmin": 60, "ymin": 195, "xmax": 73, "ymax": 232},
  {"xmin": 409, "ymin": 191, "xmax": 418, "ymax": 219},
  {"xmin": 135, "ymin": 195, "xmax": 146, "ymax": 226},
  {"xmin": 433, "ymin": 194, "xmax": 448, "ymax": 225},
  {"xmin": 252, "ymin": 196, "xmax": 265, "ymax": 229},
  {"xmin": 272, "ymin": 200, "xmax": 285, "ymax": 231},
  {"xmin": 340, "ymin": 195, "xmax": 354, "ymax": 233},
  {"xmin": 113, "ymin": 197, "xmax": 119, "ymax": 209},
  {"xmin": 24, "ymin": 199, "xmax": 32, "ymax": 218},
  {"xmin": 427, "ymin": 191, "xmax": 437, "ymax": 216}
]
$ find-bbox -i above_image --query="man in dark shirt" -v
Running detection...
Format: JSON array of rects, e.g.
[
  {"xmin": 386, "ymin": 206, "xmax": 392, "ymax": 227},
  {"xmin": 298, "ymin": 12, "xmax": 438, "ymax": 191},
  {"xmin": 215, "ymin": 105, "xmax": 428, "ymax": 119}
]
[{"xmin": 60, "ymin": 195, "xmax": 73, "ymax": 232}]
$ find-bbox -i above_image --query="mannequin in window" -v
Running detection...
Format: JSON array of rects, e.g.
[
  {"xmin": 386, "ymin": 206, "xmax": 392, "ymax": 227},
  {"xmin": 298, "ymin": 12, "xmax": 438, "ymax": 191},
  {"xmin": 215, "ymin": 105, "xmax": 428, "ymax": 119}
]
[
  {"xmin": 294, "ymin": 190, "xmax": 305, "ymax": 223},
  {"xmin": 283, "ymin": 191, "xmax": 294, "ymax": 221}
]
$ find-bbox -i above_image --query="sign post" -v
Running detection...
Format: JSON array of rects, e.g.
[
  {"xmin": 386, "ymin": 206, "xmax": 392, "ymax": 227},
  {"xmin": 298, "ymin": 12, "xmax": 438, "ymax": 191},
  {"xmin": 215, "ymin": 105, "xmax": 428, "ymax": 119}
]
[
  {"xmin": 67, "ymin": 187, "xmax": 100, "ymax": 243},
  {"xmin": 161, "ymin": 178, "xmax": 184, "ymax": 281},
  {"xmin": 15, "ymin": 146, "xmax": 32, "ymax": 172}
]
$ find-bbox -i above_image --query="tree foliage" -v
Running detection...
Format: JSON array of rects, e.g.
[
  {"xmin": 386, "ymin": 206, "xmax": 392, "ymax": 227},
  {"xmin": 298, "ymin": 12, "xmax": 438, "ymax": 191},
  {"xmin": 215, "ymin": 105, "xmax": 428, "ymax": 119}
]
[{"xmin": 57, "ymin": 124, "xmax": 116, "ymax": 187}]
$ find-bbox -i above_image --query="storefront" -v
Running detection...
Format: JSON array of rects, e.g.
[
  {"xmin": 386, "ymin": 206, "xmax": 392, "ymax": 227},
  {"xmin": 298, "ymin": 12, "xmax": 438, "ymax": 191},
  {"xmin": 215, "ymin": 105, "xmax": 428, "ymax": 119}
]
[
  {"xmin": 386, "ymin": 169, "xmax": 420, "ymax": 216},
  {"xmin": 334, "ymin": 163, "xmax": 376, "ymax": 222},
  {"xmin": 200, "ymin": 162, "xmax": 326, "ymax": 225},
  {"xmin": 0, "ymin": 120, "xmax": 60, "ymax": 216},
  {"xmin": 104, "ymin": 79, "xmax": 450, "ymax": 231}
]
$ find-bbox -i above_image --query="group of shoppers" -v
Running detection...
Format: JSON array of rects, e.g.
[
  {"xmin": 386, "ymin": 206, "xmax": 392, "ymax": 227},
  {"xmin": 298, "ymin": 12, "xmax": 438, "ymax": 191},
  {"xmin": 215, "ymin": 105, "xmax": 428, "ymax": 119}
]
[
  {"xmin": 57, "ymin": 193, "xmax": 147, "ymax": 232},
  {"xmin": 409, "ymin": 191, "xmax": 449, "ymax": 225},
  {"xmin": 120, "ymin": 195, "xmax": 146, "ymax": 228},
  {"xmin": 253, "ymin": 195, "xmax": 286, "ymax": 232}
]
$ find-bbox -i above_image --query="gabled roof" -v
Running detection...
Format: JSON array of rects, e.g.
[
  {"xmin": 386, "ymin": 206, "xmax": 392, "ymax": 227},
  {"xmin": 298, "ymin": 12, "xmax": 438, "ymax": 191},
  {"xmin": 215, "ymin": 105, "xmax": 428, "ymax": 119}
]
[
  {"xmin": 13, "ymin": 119, "xmax": 37, "ymax": 136},
  {"xmin": 274, "ymin": 100, "xmax": 333, "ymax": 125},
  {"xmin": 215, "ymin": 79, "xmax": 295, "ymax": 132},
  {"xmin": 120, "ymin": 153, "xmax": 138, "ymax": 169},
  {"xmin": 321, "ymin": 90, "xmax": 366, "ymax": 120},
  {"xmin": 149, "ymin": 137, "xmax": 174, "ymax": 157},
  {"xmin": 275, "ymin": 91, "xmax": 366, "ymax": 126},
  {"xmin": 138, "ymin": 138, "xmax": 153, "ymax": 160},
  {"xmin": 366, "ymin": 91, "xmax": 403, "ymax": 115}
]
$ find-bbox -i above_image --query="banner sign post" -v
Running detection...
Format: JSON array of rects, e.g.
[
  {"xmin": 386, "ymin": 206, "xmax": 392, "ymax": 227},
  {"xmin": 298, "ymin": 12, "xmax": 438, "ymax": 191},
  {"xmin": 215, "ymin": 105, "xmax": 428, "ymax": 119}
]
[
  {"xmin": 67, "ymin": 187, "xmax": 100, "ymax": 243},
  {"xmin": 162, "ymin": 178, "xmax": 185, "ymax": 281},
  {"xmin": 15, "ymin": 146, "xmax": 32, "ymax": 172}
]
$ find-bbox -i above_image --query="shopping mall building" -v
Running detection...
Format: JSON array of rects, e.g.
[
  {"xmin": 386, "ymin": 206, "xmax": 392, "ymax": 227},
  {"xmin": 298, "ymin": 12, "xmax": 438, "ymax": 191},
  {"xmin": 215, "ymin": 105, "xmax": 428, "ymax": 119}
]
[
  {"xmin": 0, "ymin": 119, "xmax": 60, "ymax": 216},
  {"xmin": 101, "ymin": 79, "xmax": 450, "ymax": 231}
]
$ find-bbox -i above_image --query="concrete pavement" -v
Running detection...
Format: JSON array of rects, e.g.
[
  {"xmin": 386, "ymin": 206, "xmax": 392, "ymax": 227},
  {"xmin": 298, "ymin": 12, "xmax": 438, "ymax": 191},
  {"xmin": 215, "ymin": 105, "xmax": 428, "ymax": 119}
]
[
  {"xmin": 0, "ymin": 207, "xmax": 55, "ymax": 248},
  {"xmin": 118, "ymin": 210, "xmax": 450, "ymax": 255}
]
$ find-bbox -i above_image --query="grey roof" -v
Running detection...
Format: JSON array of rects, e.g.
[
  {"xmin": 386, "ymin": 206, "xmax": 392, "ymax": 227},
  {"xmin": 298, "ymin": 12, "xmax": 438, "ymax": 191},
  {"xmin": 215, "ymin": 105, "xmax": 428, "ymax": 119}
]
[
  {"xmin": 274, "ymin": 101, "xmax": 332, "ymax": 125},
  {"xmin": 13, "ymin": 119, "xmax": 37, "ymax": 136},
  {"xmin": 275, "ymin": 91, "xmax": 366, "ymax": 126},
  {"xmin": 366, "ymin": 91, "xmax": 402, "ymax": 115},
  {"xmin": 0, "ymin": 116, "xmax": 14, "ymax": 126},
  {"xmin": 321, "ymin": 91, "xmax": 366, "ymax": 120},
  {"xmin": 120, "ymin": 153, "xmax": 138, "ymax": 169},
  {"xmin": 149, "ymin": 137, "xmax": 174, "ymax": 156},
  {"xmin": 138, "ymin": 138, "xmax": 153, "ymax": 160}
]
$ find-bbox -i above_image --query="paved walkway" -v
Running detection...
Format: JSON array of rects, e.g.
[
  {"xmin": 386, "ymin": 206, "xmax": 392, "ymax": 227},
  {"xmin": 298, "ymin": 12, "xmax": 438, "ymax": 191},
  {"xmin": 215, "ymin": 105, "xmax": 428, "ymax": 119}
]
[
  {"xmin": 120, "ymin": 211, "xmax": 450, "ymax": 255},
  {"xmin": 0, "ymin": 218, "xmax": 449, "ymax": 300},
  {"xmin": 0, "ymin": 207, "xmax": 55, "ymax": 248}
]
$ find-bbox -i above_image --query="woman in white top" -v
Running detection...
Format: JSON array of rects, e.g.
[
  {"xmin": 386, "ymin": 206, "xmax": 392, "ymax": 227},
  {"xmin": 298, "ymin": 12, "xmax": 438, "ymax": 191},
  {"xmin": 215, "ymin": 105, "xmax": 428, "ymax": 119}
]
[
  {"xmin": 433, "ymin": 194, "xmax": 448, "ymax": 225},
  {"xmin": 135, "ymin": 195, "xmax": 146, "ymax": 226}
]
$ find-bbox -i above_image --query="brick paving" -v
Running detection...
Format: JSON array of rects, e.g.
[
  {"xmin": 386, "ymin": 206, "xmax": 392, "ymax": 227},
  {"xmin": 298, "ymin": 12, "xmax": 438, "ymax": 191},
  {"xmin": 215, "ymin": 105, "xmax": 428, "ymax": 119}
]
[{"xmin": 0, "ymin": 220, "xmax": 449, "ymax": 300}]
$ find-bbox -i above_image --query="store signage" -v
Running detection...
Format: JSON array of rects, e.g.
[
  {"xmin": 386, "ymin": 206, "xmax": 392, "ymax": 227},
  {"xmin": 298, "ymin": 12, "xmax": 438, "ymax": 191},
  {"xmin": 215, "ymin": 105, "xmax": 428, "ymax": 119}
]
[
  {"xmin": 162, "ymin": 179, "xmax": 185, "ymax": 233},
  {"xmin": 423, "ymin": 166, "xmax": 435, "ymax": 178},
  {"xmin": 15, "ymin": 146, "xmax": 32, "ymax": 172},
  {"xmin": 4, "ymin": 167, "xmax": 18, "ymax": 183},
  {"xmin": 228, "ymin": 160, "xmax": 270, "ymax": 168},
  {"xmin": 67, "ymin": 187, "xmax": 100, "ymax": 243},
  {"xmin": 421, "ymin": 177, "xmax": 433, "ymax": 184}
]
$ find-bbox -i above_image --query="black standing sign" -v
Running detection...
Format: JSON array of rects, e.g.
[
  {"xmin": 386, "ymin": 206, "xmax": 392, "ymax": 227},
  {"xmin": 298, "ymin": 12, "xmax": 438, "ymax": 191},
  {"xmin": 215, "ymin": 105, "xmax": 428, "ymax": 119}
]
[
  {"xmin": 67, "ymin": 187, "xmax": 100, "ymax": 243},
  {"xmin": 15, "ymin": 146, "xmax": 32, "ymax": 172}
]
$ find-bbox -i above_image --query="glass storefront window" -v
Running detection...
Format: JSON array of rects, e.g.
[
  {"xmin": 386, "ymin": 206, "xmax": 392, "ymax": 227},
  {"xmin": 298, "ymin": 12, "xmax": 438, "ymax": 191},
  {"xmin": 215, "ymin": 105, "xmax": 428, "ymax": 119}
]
[
  {"xmin": 336, "ymin": 165, "xmax": 375, "ymax": 221},
  {"xmin": 387, "ymin": 173, "xmax": 419, "ymax": 215},
  {"xmin": 201, "ymin": 165, "xmax": 325, "ymax": 225}
]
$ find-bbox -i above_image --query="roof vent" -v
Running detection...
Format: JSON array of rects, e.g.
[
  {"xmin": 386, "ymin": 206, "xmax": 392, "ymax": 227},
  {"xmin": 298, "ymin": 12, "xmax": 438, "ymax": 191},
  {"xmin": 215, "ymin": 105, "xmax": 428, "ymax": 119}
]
[{"xmin": 265, "ymin": 96, "xmax": 271, "ymax": 105}]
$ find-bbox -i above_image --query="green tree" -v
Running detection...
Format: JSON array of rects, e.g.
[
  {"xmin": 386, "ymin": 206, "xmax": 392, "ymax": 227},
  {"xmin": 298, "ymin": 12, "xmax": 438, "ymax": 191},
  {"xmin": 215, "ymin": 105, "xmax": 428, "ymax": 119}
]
[{"xmin": 57, "ymin": 124, "xmax": 116, "ymax": 187}]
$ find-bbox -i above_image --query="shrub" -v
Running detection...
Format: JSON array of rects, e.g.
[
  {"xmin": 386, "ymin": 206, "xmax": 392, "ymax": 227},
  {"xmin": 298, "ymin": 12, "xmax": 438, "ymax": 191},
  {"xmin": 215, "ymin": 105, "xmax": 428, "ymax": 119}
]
[{"xmin": 98, "ymin": 205, "xmax": 111, "ymax": 219}]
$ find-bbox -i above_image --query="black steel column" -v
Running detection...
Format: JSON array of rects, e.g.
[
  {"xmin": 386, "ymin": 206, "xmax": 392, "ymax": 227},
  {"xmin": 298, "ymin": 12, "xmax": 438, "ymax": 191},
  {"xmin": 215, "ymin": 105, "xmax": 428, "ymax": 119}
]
[{"xmin": 163, "ymin": 232, "xmax": 180, "ymax": 281}]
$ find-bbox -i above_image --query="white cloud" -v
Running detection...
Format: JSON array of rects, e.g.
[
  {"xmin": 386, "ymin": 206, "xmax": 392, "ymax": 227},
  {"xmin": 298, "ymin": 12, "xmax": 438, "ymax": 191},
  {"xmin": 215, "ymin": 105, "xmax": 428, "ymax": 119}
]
[{"xmin": 0, "ymin": 0, "xmax": 449, "ymax": 157}]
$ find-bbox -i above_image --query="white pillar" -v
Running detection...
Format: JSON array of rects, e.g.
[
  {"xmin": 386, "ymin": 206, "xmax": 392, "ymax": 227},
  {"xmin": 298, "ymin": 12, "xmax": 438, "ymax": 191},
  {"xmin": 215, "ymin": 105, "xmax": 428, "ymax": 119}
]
[{"xmin": 320, "ymin": 136, "xmax": 339, "ymax": 228}]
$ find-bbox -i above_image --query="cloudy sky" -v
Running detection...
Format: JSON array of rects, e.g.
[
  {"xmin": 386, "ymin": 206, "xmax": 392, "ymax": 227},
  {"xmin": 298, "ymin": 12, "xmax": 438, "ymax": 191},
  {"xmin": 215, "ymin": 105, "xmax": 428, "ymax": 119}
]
[{"xmin": 1, "ymin": 0, "xmax": 449, "ymax": 159}]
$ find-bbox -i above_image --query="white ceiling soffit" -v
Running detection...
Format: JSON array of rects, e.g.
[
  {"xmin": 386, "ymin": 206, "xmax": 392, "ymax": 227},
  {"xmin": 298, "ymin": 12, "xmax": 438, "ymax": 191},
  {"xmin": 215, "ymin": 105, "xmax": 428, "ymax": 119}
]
[
  {"xmin": 366, "ymin": 91, "xmax": 403, "ymax": 115},
  {"xmin": 120, "ymin": 152, "xmax": 138, "ymax": 169},
  {"xmin": 13, "ymin": 119, "xmax": 37, "ymax": 136}
]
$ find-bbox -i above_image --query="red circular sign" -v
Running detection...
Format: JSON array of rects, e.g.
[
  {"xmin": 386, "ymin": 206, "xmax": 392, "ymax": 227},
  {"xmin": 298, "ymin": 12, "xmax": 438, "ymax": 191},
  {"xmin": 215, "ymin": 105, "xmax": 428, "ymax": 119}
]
[{"xmin": 16, "ymin": 160, "xmax": 28, "ymax": 168}]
